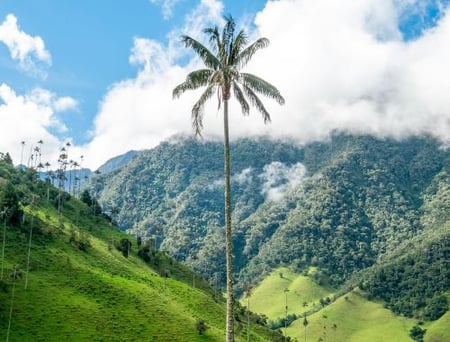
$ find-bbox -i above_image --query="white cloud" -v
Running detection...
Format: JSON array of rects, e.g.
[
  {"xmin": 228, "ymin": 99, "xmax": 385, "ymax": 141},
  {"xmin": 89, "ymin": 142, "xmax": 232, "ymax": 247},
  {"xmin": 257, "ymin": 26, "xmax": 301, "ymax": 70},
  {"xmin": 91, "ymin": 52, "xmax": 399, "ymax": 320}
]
[
  {"xmin": 81, "ymin": 0, "xmax": 225, "ymax": 169},
  {"xmin": 149, "ymin": 0, "xmax": 182, "ymax": 20},
  {"xmin": 81, "ymin": 0, "xmax": 450, "ymax": 169},
  {"xmin": 260, "ymin": 162, "xmax": 307, "ymax": 201},
  {"xmin": 241, "ymin": 0, "xmax": 450, "ymax": 144},
  {"xmin": 0, "ymin": 14, "xmax": 51, "ymax": 76},
  {"xmin": 0, "ymin": 84, "xmax": 78, "ymax": 165}
]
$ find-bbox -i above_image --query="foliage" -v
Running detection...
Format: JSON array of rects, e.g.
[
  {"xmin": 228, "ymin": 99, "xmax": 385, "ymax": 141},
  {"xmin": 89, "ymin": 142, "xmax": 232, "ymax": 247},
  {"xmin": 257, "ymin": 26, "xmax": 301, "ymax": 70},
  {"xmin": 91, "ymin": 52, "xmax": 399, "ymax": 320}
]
[
  {"xmin": 195, "ymin": 319, "xmax": 208, "ymax": 335},
  {"xmin": 0, "ymin": 159, "xmax": 280, "ymax": 341},
  {"xmin": 95, "ymin": 134, "xmax": 449, "ymax": 323},
  {"xmin": 409, "ymin": 325, "xmax": 426, "ymax": 342}
]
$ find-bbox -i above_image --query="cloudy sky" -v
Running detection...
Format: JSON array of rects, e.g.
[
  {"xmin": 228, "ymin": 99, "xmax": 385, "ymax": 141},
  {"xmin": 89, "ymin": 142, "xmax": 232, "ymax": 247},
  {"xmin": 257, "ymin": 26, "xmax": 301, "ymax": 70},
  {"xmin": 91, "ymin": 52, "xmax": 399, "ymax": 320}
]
[{"xmin": 0, "ymin": 0, "xmax": 449, "ymax": 169}]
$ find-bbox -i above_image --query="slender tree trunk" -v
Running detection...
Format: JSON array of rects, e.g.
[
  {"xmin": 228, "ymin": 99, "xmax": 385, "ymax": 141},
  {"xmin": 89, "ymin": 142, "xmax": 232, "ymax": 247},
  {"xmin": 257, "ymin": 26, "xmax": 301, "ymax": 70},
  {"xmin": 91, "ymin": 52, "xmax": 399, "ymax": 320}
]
[
  {"xmin": 6, "ymin": 280, "xmax": 16, "ymax": 342},
  {"xmin": 25, "ymin": 216, "xmax": 33, "ymax": 290},
  {"xmin": 1, "ymin": 215, "xmax": 6, "ymax": 280},
  {"xmin": 223, "ymin": 99, "xmax": 234, "ymax": 342},
  {"xmin": 247, "ymin": 296, "xmax": 250, "ymax": 342}
]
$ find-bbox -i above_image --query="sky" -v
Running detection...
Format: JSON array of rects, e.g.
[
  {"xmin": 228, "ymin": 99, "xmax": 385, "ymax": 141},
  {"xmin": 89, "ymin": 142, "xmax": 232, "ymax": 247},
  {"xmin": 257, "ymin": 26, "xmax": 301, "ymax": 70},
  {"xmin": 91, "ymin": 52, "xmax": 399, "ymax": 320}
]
[{"xmin": 0, "ymin": 0, "xmax": 449, "ymax": 170}]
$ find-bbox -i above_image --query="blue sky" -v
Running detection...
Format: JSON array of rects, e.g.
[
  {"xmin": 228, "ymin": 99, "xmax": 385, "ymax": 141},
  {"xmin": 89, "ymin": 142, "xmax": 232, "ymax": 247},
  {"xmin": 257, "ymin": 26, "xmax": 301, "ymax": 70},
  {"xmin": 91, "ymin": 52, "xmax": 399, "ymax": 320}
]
[{"xmin": 1, "ymin": 0, "xmax": 450, "ymax": 169}]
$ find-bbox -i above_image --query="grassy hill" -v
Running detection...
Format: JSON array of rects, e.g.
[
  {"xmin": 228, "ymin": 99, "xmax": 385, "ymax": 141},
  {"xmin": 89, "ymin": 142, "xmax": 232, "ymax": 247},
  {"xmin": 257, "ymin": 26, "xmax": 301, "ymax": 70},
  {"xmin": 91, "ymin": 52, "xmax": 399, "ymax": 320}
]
[
  {"xmin": 0, "ymin": 161, "xmax": 280, "ymax": 341},
  {"xmin": 244, "ymin": 268, "xmax": 450, "ymax": 341},
  {"xmin": 242, "ymin": 267, "xmax": 334, "ymax": 321},
  {"xmin": 287, "ymin": 289, "xmax": 416, "ymax": 342}
]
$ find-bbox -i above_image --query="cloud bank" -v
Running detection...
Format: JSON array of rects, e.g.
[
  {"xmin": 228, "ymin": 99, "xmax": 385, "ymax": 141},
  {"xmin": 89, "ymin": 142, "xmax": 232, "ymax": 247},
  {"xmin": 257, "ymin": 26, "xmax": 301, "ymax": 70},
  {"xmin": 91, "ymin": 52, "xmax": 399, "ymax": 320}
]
[
  {"xmin": 81, "ymin": 0, "xmax": 450, "ymax": 169},
  {"xmin": 0, "ymin": 84, "xmax": 78, "ymax": 166},
  {"xmin": 1, "ymin": 1, "xmax": 450, "ymax": 170}
]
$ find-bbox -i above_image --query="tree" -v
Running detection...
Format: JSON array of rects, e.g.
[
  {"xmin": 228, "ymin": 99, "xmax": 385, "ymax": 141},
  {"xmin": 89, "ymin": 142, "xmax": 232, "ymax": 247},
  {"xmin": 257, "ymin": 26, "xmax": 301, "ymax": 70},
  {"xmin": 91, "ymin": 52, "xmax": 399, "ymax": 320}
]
[
  {"xmin": 25, "ymin": 194, "xmax": 39, "ymax": 290},
  {"xmin": 302, "ymin": 314, "xmax": 308, "ymax": 342},
  {"xmin": 196, "ymin": 319, "xmax": 208, "ymax": 335},
  {"xmin": 7, "ymin": 265, "xmax": 22, "ymax": 342},
  {"xmin": 173, "ymin": 15, "xmax": 284, "ymax": 341},
  {"xmin": 244, "ymin": 285, "xmax": 253, "ymax": 342},
  {"xmin": 0, "ymin": 207, "xmax": 9, "ymax": 280},
  {"xmin": 409, "ymin": 325, "xmax": 426, "ymax": 342},
  {"xmin": 20, "ymin": 141, "xmax": 25, "ymax": 166}
]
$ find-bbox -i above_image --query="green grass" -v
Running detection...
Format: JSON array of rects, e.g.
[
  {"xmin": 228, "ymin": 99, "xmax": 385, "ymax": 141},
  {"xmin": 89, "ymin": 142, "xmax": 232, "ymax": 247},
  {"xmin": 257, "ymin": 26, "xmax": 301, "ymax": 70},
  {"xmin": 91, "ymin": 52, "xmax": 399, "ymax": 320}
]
[
  {"xmin": 242, "ymin": 267, "xmax": 334, "ymax": 320},
  {"xmin": 286, "ymin": 289, "xmax": 415, "ymax": 341},
  {"xmin": 243, "ymin": 266, "xmax": 450, "ymax": 342},
  {"xmin": 424, "ymin": 295, "xmax": 450, "ymax": 342},
  {"xmin": 0, "ymin": 196, "xmax": 277, "ymax": 341}
]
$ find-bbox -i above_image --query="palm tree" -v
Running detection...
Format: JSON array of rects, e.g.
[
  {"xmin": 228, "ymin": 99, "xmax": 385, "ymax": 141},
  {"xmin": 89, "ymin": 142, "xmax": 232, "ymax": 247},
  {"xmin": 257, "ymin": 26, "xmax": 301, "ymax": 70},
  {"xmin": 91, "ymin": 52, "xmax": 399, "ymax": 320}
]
[
  {"xmin": 1, "ymin": 207, "xmax": 9, "ymax": 280},
  {"xmin": 25, "ymin": 195, "xmax": 39, "ymax": 290},
  {"xmin": 173, "ymin": 15, "xmax": 284, "ymax": 341},
  {"xmin": 20, "ymin": 141, "xmax": 25, "ymax": 166},
  {"xmin": 244, "ymin": 284, "xmax": 253, "ymax": 342},
  {"xmin": 284, "ymin": 288, "xmax": 289, "ymax": 341},
  {"xmin": 7, "ymin": 265, "xmax": 22, "ymax": 342},
  {"xmin": 303, "ymin": 313, "xmax": 308, "ymax": 342}
]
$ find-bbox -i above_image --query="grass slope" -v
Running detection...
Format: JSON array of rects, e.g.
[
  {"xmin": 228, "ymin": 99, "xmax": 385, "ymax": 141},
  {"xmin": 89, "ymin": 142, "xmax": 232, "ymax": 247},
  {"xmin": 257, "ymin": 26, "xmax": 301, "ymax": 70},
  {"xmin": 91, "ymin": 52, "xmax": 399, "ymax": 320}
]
[
  {"xmin": 245, "ymin": 267, "xmax": 450, "ymax": 341},
  {"xmin": 287, "ymin": 289, "xmax": 416, "ymax": 342},
  {"xmin": 0, "ymin": 196, "xmax": 275, "ymax": 341},
  {"xmin": 243, "ymin": 267, "xmax": 334, "ymax": 320},
  {"xmin": 424, "ymin": 296, "xmax": 450, "ymax": 342}
]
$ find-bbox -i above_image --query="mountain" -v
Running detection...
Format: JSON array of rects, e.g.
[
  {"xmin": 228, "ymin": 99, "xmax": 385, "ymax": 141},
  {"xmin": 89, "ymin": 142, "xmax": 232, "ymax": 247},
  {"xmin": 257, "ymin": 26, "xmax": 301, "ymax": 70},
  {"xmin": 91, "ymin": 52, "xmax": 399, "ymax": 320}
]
[
  {"xmin": 98, "ymin": 150, "xmax": 141, "ymax": 174},
  {"xmin": 94, "ymin": 133, "xmax": 449, "ymax": 323},
  {"xmin": 0, "ymin": 155, "xmax": 280, "ymax": 341},
  {"xmin": 38, "ymin": 150, "xmax": 142, "ymax": 194}
]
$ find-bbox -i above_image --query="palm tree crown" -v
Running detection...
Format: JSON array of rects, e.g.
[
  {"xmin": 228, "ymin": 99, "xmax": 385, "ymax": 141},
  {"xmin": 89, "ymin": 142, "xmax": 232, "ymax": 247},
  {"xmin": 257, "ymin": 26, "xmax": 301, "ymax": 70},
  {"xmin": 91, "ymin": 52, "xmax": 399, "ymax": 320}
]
[{"xmin": 173, "ymin": 15, "xmax": 285, "ymax": 135}]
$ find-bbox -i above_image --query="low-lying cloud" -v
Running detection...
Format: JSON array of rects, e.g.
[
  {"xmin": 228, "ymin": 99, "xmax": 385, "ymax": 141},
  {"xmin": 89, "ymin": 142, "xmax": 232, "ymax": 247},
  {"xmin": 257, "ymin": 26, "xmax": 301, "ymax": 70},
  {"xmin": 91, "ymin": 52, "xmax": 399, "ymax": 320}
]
[
  {"xmin": 260, "ymin": 162, "xmax": 307, "ymax": 201},
  {"xmin": 2, "ymin": 1, "xmax": 450, "ymax": 170},
  {"xmin": 83, "ymin": 0, "xmax": 450, "ymax": 169}
]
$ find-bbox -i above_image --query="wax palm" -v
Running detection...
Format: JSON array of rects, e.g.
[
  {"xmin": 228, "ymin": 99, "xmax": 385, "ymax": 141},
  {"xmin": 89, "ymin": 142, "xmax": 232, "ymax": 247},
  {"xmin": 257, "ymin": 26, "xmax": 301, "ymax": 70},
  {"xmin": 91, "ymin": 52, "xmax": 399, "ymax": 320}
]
[{"xmin": 173, "ymin": 15, "xmax": 284, "ymax": 341}]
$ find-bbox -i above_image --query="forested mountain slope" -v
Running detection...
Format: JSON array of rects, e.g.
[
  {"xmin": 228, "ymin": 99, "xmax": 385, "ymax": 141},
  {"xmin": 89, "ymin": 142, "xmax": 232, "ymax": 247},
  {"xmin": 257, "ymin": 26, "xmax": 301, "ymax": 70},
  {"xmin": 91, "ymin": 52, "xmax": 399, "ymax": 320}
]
[
  {"xmin": 94, "ymin": 134, "xmax": 449, "ymax": 321},
  {"xmin": 0, "ymin": 155, "xmax": 279, "ymax": 341}
]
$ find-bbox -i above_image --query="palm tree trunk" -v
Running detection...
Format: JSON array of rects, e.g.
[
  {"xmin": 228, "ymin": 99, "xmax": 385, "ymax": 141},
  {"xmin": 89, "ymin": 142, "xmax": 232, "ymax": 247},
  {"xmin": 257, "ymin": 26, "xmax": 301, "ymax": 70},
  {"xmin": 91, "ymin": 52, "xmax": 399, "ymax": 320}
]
[
  {"xmin": 1, "ymin": 214, "xmax": 6, "ymax": 280},
  {"xmin": 25, "ymin": 216, "xmax": 33, "ymax": 290},
  {"xmin": 223, "ymin": 99, "xmax": 234, "ymax": 341},
  {"xmin": 7, "ymin": 280, "xmax": 16, "ymax": 342}
]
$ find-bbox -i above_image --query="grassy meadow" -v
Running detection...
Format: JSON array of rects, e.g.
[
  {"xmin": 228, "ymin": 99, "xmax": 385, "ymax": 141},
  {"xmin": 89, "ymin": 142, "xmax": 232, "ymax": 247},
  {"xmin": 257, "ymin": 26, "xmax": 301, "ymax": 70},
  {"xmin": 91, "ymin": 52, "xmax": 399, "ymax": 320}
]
[{"xmin": 0, "ymin": 196, "xmax": 277, "ymax": 341}]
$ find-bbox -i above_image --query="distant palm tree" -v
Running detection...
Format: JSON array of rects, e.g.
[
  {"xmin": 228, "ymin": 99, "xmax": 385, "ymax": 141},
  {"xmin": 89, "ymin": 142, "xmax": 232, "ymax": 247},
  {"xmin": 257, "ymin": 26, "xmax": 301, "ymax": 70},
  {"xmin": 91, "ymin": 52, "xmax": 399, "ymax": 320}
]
[
  {"xmin": 173, "ymin": 15, "xmax": 284, "ymax": 341},
  {"xmin": 303, "ymin": 313, "xmax": 308, "ymax": 342},
  {"xmin": 0, "ymin": 207, "xmax": 9, "ymax": 280},
  {"xmin": 37, "ymin": 139, "xmax": 43, "ymax": 166},
  {"xmin": 7, "ymin": 265, "xmax": 22, "ymax": 342},
  {"xmin": 244, "ymin": 285, "xmax": 253, "ymax": 342},
  {"xmin": 25, "ymin": 195, "xmax": 39, "ymax": 290},
  {"xmin": 20, "ymin": 141, "xmax": 25, "ymax": 166}
]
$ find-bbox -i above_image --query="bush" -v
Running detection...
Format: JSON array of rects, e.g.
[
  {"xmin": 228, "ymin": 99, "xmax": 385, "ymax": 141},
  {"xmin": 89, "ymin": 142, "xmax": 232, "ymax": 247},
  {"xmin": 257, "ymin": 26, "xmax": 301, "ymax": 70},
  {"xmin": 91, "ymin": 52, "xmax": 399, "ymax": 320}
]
[
  {"xmin": 195, "ymin": 319, "xmax": 208, "ymax": 335},
  {"xmin": 409, "ymin": 325, "xmax": 426, "ymax": 342}
]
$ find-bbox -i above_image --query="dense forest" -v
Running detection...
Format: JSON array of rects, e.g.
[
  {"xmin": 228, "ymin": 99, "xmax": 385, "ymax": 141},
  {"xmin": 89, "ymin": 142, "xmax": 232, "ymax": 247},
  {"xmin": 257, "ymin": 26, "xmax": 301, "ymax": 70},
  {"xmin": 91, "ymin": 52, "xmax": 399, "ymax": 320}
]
[{"xmin": 92, "ymin": 133, "xmax": 449, "ymax": 321}]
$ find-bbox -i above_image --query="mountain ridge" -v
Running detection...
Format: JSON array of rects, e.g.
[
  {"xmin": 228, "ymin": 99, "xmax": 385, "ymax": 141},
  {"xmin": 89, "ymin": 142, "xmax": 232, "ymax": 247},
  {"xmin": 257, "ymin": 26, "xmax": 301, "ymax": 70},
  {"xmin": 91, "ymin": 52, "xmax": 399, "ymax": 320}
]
[{"xmin": 94, "ymin": 133, "xmax": 449, "ymax": 322}]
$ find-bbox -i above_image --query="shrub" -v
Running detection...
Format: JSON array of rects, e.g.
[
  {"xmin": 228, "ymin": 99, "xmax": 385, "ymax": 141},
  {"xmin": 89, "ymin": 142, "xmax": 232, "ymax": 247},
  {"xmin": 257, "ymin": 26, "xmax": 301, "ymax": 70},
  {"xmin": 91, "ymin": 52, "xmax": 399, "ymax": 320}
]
[{"xmin": 195, "ymin": 319, "xmax": 208, "ymax": 335}]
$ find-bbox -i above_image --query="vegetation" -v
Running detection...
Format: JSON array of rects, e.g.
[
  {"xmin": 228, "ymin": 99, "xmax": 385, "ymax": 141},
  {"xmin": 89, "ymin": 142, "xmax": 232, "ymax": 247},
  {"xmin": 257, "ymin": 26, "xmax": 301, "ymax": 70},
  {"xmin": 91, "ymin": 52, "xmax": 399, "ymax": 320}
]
[
  {"xmin": 173, "ymin": 15, "xmax": 284, "ymax": 341},
  {"xmin": 0, "ymin": 155, "xmax": 282, "ymax": 341},
  {"xmin": 96, "ymin": 134, "xmax": 449, "ymax": 313}
]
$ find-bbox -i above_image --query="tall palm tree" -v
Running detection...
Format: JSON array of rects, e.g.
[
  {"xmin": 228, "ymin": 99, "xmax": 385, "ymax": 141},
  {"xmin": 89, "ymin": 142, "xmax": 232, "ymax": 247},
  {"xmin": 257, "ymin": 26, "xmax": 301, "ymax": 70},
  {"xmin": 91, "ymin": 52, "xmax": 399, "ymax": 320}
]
[
  {"xmin": 0, "ymin": 207, "xmax": 9, "ymax": 280},
  {"xmin": 173, "ymin": 15, "xmax": 284, "ymax": 341},
  {"xmin": 244, "ymin": 285, "xmax": 253, "ymax": 342},
  {"xmin": 7, "ymin": 265, "xmax": 21, "ymax": 342},
  {"xmin": 20, "ymin": 141, "xmax": 25, "ymax": 166}
]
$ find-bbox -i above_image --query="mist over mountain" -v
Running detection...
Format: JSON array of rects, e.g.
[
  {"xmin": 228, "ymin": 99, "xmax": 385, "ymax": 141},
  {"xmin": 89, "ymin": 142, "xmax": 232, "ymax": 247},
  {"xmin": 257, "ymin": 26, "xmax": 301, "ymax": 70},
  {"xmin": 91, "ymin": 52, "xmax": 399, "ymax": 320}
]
[{"xmin": 93, "ymin": 133, "xmax": 449, "ymax": 321}]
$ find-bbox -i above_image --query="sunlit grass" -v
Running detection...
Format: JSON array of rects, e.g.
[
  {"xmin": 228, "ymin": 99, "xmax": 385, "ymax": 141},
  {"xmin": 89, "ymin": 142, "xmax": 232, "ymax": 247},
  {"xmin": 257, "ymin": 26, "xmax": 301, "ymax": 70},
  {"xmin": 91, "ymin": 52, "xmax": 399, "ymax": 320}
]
[{"xmin": 0, "ymin": 196, "xmax": 275, "ymax": 341}]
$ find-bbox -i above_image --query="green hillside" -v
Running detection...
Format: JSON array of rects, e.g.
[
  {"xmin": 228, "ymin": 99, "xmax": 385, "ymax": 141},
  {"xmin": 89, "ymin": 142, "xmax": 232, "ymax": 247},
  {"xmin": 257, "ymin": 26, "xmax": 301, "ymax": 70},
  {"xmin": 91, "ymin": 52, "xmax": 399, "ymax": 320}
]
[
  {"xmin": 287, "ymin": 289, "xmax": 417, "ymax": 342},
  {"xmin": 242, "ymin": 267, "xmax": 334, "ymax": 320},
  {"xmin": 94, "ymin": 134, "xmax": 449, "ymax": 323},
  {"xmin": 0, "ymin": 157, "xmax": 281, "ymax": 341}
]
